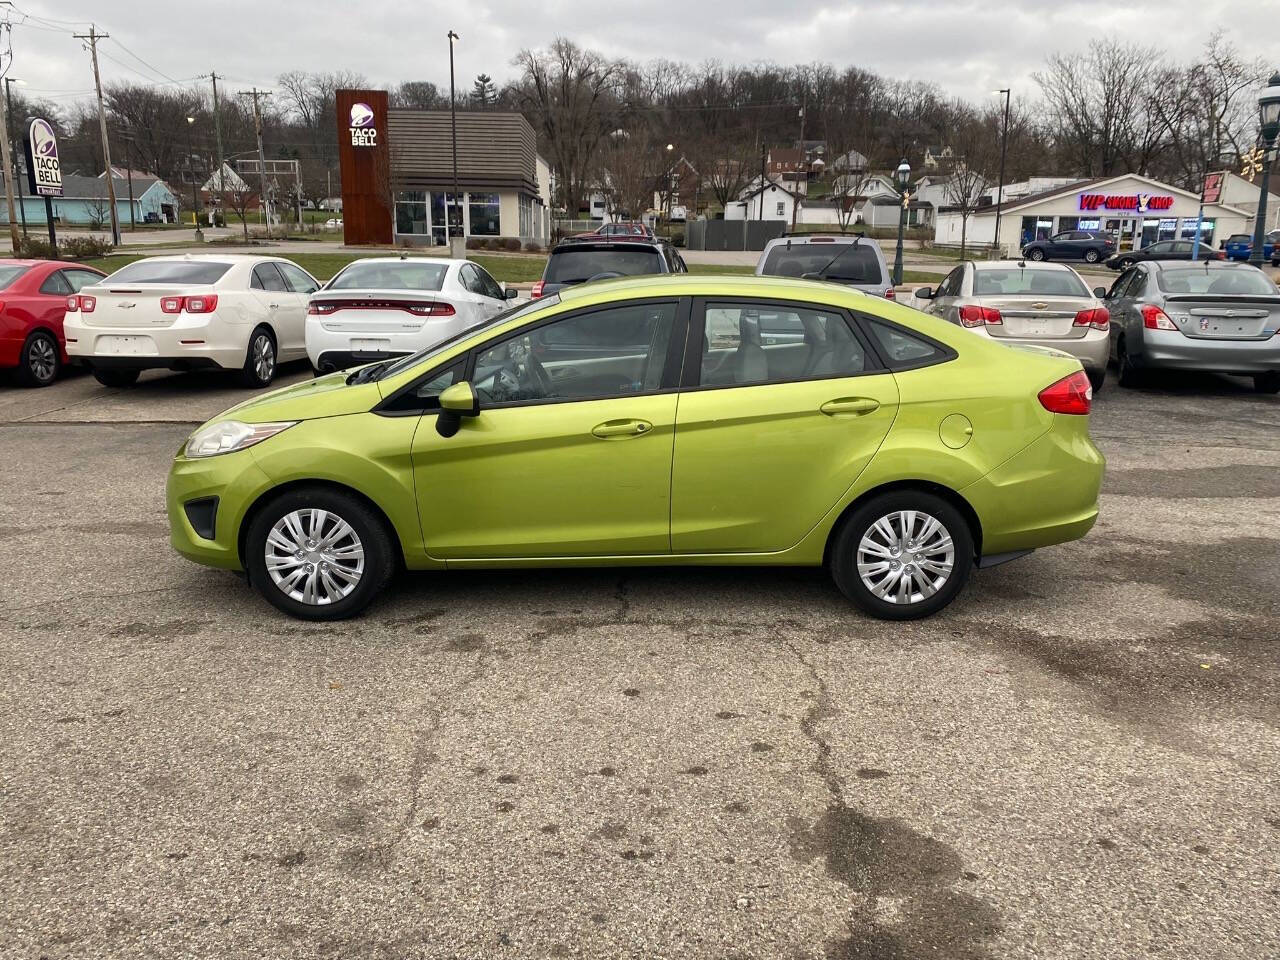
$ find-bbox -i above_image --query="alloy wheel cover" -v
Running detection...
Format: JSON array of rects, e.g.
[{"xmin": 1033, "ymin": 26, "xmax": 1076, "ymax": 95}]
[
  {"xmin": 856, "ymin": 510, "xmax": 955, "ymax": 605},
  {"xmin": 265, "ymin": 508, "xmax": 365, "ymax": 605}
]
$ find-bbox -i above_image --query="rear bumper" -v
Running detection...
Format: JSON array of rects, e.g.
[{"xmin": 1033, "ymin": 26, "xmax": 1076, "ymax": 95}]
[
  {"xmin": 65, "ymin": 314, "xmax": 246, "ymax": 370},
  {"xmin": 1136, "ymin": 329, "xmax": 1280, "ymax": 373},
  {"xmin": 304, "ymin": 319, "xmax": 460, "ymax": 371},
  {"xmin": 976, "ymin": 327, "xmax": 1109, "ymax": 374}
]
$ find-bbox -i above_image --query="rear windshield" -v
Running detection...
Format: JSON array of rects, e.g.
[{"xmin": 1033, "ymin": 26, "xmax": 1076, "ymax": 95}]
[
  {"xmin": 1226, "ymin": 235, "xmax": 1252, "ymax": 244},
  {"xmin": 104, "ymin": 261, "xmax": 233, "ymax": 285},
  {"xmin": 1158, "ymin": 267, "xmax": 1279, "ymax": 296},
  {"xmin": 761, "ymin": 243, "xmax": 884, "ymax": 284},
  {"xmin": 327, "ymin": 261, "xmax": 448, "ymax": 291},
  {"xmin": 974, "ymin": 268, "xmax": 1089, "ymax": 297},
  {"xmin": 0, "ymin": 265, "xmax": 29, "ymax": 289},
  {"xmin": 545, "ymin": 247, "xmax": 663, "ymax": 284}
]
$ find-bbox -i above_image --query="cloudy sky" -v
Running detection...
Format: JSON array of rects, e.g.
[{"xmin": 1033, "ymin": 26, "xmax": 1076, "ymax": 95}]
[{"xmin": 6, "ymin": 0, "xmax": 1278, "ymax": 112}]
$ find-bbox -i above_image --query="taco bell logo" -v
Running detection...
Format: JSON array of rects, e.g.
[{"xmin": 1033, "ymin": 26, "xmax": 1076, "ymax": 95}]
[
  {"xmin": 27, "ymin": 117, "xmax": 63, "ymax": 196},
  {"xmin": 349, "ymin": 102, "xmax": 377, "ymax": 147}
]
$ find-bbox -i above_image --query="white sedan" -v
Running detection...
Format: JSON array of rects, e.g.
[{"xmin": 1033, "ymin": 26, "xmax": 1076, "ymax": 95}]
[
  {"xmin": 305, "ymin": 257, "xmax": 516, "ymax": 372},
  {"xmin": 65, "ymin": 254, "xmax": 320, "ymax": 388}
]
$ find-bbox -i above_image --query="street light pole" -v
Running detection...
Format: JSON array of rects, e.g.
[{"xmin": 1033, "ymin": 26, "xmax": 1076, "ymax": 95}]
[
  {"xmin": 893, "ymin": 158, "xmax": 911, "ymax": 287},
  {"xmin": 1248, "ymin": 71, "xmax": 1280, "ymax": 268},
  {"xmin": 448, "ymin": 30, "xmax": 462, "ymax": 257},
  {"xmin": 993, "ymin": 88, "xmax": 1010, "ymax": 256}
]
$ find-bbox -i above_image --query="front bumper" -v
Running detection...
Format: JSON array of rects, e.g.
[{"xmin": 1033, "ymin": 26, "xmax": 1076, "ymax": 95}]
[
  {"xmin": 977, "ymin": 326, "xmax": 1110, "ymax": 375},
  {"xmin": 1137, "ymin": 329, "xmax": 1280, "ymax": 374},
  {"xmin": 65, "ymin": 314, "xmax": 247, "ymax": 370},
  {"xmin": 166, "ymin": 446, "xmax": 276, "ymax": 570}
]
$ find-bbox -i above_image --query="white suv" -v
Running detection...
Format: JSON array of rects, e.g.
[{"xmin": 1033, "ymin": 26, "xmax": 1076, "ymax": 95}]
[
  {"xmin": 66, "ymin": 255, "xmax": 320, "ymax": 388},
  {"xmin": 755, "ymin": 235, "xmax": 894, "ymax": 299}
]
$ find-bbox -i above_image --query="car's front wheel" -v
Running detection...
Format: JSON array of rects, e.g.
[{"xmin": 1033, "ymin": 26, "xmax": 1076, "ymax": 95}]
[
  {"xmin": 245, "ymin": 486, "xmax": 395, "ymax": 620},
  {"xmin": 1027, "ymin": 248, "xmax": 1045, "ymax": 261},
  {"xmin": 829, "ymin": 491, "xmax": 974, "ymax": 621},
  {"xmin": 1084, "ymin": 249, "xmax": 1101, "ymax": 263},
  {"xmin": 16, "ymin": 330, "xmax": 60, "ymax": 387}
]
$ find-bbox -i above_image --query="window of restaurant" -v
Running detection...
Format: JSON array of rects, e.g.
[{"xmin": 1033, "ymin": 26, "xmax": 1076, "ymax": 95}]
[
  {"xmin": 1020, "ymin": 215, "xmax": 1055, "ymax": 245},
  {"xmin": 468, "ymin": 192, "xmax": 501, "ymax": 236},
  {"xmin": 1057, "ymin": 216, "xmax": 1080, "ymax": 232},
  {"xmin": 519, "ymin": 194, "xmax": 533, "ymax": 238},
  {"xmin": 429, "ymin": 192, "xmax": 464, "ymax": 245},
  {"xmin": 395, "ymin": 191, "xmax": 429, "ymax": 236}
]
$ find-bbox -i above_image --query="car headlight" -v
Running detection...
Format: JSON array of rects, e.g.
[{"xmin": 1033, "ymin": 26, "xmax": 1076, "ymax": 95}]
[{"xmin": 184, "ymin": 420, "xmax": 297, "ymax": 459}]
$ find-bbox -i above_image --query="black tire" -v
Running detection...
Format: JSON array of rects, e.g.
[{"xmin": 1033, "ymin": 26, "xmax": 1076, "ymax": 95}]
[
  {"xmin": 1115, "ymin": 337, "xmax": 1144, "ymax": 388},
  {"xmin": 240, "ymin": 326, "xmax": 277, "ymax": 388},
  {"xmin": 1120, "ymin": 258, "xmax": 1135, "ymax": 268},
  {"xmin": 92, "ymin": 368, "xmax": 141, "ymax": 388},
  {"xmin": 1254, "ymin": 372, "xmax": 1280, "ymax": 394},
  {"xmin": 1027, "ymin": 248, "xmax": 1045, "ymax": 261},
  {"xmin": 244, "ymin": 486, "xmax": 395, "ymax": 621},
  {"xmin": 829, "ymin": 490, "xmax": 974, "ymax": 621},
  {"xmin": 1087, "ymin": 367, "xmax": 1105, "ymax": 393},
  {"xmin": 1084, "ymin": 248, "xmax": 1101, "ymax": 264},
  {"xmin": 15, "ymin": 329, "xmax": 61, "ymax": 388}
]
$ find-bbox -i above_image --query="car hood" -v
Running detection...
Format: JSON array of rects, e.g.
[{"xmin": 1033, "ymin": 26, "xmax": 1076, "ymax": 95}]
[{"xmin": 214, "ymin": 371, "xmax": 383, "ymax": 424}]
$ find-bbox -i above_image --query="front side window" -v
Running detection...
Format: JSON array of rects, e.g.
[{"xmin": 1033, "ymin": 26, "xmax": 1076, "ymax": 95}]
[
  {"xmin": 474, "ymin": 265, "xmax": 504, "ymax": 300},
  {"xmin": 40, "ymin": 271, "xmax": 73, "ymax": 296},
  {"xmin": 277, "ymin": 262, "xmax": 318, "ymax": 294},
  {"xmin": 64, "ymin": 270, "xmax": 104, "ymax": 292},
  {"xmin": 473, "ymin": 301, "xmax": 678, "ymax": 404},
  {"xmin": 699, "ymin": 303, "xmax": 867, "ymax": 387}
]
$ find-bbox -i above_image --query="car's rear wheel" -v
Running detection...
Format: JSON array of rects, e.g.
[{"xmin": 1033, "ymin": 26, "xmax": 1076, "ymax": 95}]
[
  {"xmin": 830, "ymin": 491, "xmax": 974, "ymax": 621},
  {"xmin": 1254, "ymin": 372, "xmax": 1280, "ymax": 394},
  {"xmin": 1115, "ymin": 337, "xmax": 1144, "ymax": 388},
  {"xmin": 1084, "ymin": 249, "xmax": 1100, "ymax": 263},
  {"xmin": 240, "ymin": 326, "xmax": 277, "ymax": 388},
  {"xmin": 245, "ymin": 486, "xmax": 395, "ymax": 620},
  {"xmin": 16, "ymin": 330, "xmax": 60, "ymax": 387},
  {"xmin": 92, "ymin": 368, "xmax": 141, "ymax": 388},
  {"xmin": 1027, "ymin": 248, "xmax": 1045, "ymax": 261}
]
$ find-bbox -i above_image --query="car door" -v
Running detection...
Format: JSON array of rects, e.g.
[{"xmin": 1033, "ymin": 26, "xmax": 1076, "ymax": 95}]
[
  {"xmin": 471, "ymin": 263, "xmax": 509, "ymax": 318},
  {"xmin": 927, "ymin": 265, "xmax": 964, "ymax": 323},
  {"xmin": 1048, "ymin": 233, "xmax": 1076, "ymax": 259},
  {"xmin": 669, "ymin": 297, "xmax": 899, "ymax": 553},
  {"xmin": 456, "ymin": 263, "xmax": 492, "ymax": 327},
  {"xmin": 249, "ymin": 262, "xmax": 304, "ymax": 355},
  {"xmin": 408, "ymin": 297, "xmax": 686, "ymax": 559}
]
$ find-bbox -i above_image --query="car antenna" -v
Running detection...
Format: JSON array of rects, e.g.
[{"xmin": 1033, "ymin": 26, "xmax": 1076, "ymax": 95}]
[
  {"xmin": 400, "ymin": 250, "xmax": 409, "ymax": 260},
  {"xmin": 1017, "ymin": 259, "xmax": 1026, "ymax": 268}
]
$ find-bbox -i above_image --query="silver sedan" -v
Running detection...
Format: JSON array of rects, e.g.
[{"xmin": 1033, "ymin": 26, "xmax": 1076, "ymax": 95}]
[{"xmin": 915, "ymin": 260, "xmax": 1111, "ymax": 389}]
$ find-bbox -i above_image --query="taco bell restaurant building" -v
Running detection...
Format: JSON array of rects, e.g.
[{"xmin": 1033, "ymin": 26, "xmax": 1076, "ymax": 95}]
[
  {"xmin": 935, "ymin": 173, "xmax": 1254, "ymax": 256},
  {"xmin": 336, "ymin": 88, "xmax": 551, "ymax": 247}
]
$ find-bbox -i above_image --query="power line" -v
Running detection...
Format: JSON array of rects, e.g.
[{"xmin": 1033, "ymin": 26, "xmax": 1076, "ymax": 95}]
[{"xmin": 108, "ymin": 34, "xmax": 182, "ymax": 85}]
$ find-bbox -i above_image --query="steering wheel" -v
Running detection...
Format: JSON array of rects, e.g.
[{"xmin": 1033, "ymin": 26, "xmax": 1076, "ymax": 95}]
[
  {"xmin": 525, "ymin": 352, "xmax": 553, "ymax": 395},
  {"xmin": 585, "ymin": 271, "xmax": 625, "ymax": 283}
]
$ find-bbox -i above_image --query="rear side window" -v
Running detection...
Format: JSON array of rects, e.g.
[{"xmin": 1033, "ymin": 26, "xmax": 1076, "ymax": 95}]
[
  {"xmin": 866, "ymin": 319, "xmax": 950, "ymax": 370},
  {"xmin": 699, "ymin": 303, "xmax": 867, "ymax": 387},
  {"xmin": 761, "ymin": 243, "xmax": 883, "ymax": 284},
  {"xmin": 40, "ymin": 271, "xmax": 73, "ymax": 296},
  {"xmin": 106, "ymin": 261, "xmax": 232, "ymax": 284},
  {"xmin": 544, "ymin": 247, "xmax": 663, "ymax": 284},
  {"xmin": 252, "ymin": 263, "xmax": 289, "ymax": 291}
]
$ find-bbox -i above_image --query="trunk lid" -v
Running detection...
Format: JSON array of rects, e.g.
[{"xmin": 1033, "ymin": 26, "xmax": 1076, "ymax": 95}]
[
  {"xmin": 78, "ymin": 284, "xmax": 198, "ymax": 329},
  {"xmin": 1161, "ymin": 295, "xmax": 1280, "ymax": 341},
  {"xmin": 978, "ymin": 295, "xmax": 1092, "ymax": 340},
  {"xmin": 309, "ymin": 288, "xmax": 443, "ymax": 334}
]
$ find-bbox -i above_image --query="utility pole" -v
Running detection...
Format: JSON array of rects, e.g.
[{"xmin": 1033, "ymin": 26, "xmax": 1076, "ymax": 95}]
[
  {"xmin": 0, "ymin": 77, "xmax": 17, "ymax": 252},
  {"xmin": 5, "ymin": 78, "xmax": 26, "ymax": 238},
  {"xmin": 209, "ymin": 72, "xmax": 225, "ymax": 215},
  {"xmin": 74, "ymin": 25, "xmax": 121, "ymax": 245},
  {"xmin": 239, "ymin": 88, "xmax": 272, "ymax": 231},
  {"xmin": 792, "ymin": 95, "xmax": 805, "ymax": 231},
  {"xmin": 758, "ymin": 142, "xmax": 766, "ymax": 220}
]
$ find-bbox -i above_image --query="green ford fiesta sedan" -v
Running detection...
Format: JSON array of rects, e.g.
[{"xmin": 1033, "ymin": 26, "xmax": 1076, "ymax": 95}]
[{"xmin": 167, "ymin": 274, "xmax": 1104, "ymax": 621}]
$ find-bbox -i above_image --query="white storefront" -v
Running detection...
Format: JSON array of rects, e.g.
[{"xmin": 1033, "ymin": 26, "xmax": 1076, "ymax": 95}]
[{"xmin": 935, "ymin": 173, "xmax": 1254, "ymax": 256}]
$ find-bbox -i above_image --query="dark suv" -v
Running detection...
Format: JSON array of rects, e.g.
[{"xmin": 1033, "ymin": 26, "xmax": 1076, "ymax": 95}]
[
  {"xmin": 1022, "ymin": 230, "xmax": 1116, "ymax": 264},
  {"xmin": 532, "ymin": 236, "xmax": 687, "ymax": 299}
]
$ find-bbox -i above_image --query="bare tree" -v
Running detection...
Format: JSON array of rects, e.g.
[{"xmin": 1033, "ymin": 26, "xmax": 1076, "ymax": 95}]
[
  {"xmin": 83, "ymin": 193, "xmax": 110, "ymax": 230},
  {"xmin": 224, "ymin": 177, "xmax": 254, "ymax": 241},
  {"xmin": 941, "ymin": 110, "xmax": 998, "ymax": 257},
  {"xmin": 390, "ymin": 81, "xmax": 446, "ymax": 110}
]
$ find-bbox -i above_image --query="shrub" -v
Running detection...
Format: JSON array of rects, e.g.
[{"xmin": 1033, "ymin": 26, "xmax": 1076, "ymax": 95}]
[
  {"xmin": 465, "ymin": 237, "xmax": 484, "ymax": 250},
  {"xmin": 61, "ymin": 236, "xmax": 116, "ymax": 259},
  {"xmin": 670, "ymin": 232, "xmax": 685, "ymax": 247},
  {"xmin": 502, "ymin": 237, "xmax": 522, "ymax": 252},
  {"xmin": 17, "ymin": 237, "xmax": 59, "ymax": 258},
  {"xmin": 523, "ymin": 241, "xmax": 543, "ymax": 253}
]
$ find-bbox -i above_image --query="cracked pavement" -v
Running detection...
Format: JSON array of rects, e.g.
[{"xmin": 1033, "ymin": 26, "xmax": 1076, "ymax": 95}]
[{"xmin": 1, "ymin": 364, "xmax": 1278, "ymax": 959}]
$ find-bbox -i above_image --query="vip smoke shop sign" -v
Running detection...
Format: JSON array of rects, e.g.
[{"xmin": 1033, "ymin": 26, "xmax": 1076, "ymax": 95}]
[
  {"xmin": 348, "ymin": 102, "xmax": 377, "ymax": 147},
  {"xmin": 27, "ymin": 118, "xmax": 63, "ymax": 197}
]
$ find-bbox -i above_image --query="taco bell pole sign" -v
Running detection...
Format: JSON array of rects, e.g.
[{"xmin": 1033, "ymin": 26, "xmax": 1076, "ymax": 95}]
[
  {"xmin": 348, "ymin": 102, "xmax": 377, "ymax": 147},
  {"xmin": 26, "ymin": 118, "xmax": 64, "ymax": 197}
]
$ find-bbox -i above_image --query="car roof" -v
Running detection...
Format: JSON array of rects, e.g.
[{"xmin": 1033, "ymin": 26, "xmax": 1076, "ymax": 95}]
[
  {"xmin": 975, "ymin": 259, "xmax": 1074, "ymax": 271},
  {"xmin": 555, "ymin": 273, "xmax": 870, "ymax": 305},
  {"xmin": 336, "ymin": 257, "xmax": 459, "ymax": 266},
  {"xmin": 766, "ymin": 235, "xmax": 866, "ymax": 246},
  {"xmin": 1149, "ymin": 259, "xmax": 1251, "ymax": 271},
  {"xmin": 554, "ymin": 235, "xmax": 667, "ymax": 249}
]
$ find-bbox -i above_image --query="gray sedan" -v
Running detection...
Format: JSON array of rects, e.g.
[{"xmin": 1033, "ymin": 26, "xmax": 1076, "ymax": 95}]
[
  {"xmin": 1104, "ymin": 261, "xmax": 1280, "ymax": 393},
  {"xmin": 915, "ymin": 260, "xmax": 1110, "ymax": 389}
]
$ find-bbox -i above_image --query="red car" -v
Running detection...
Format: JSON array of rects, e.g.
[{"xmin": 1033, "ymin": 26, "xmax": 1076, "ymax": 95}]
[{"xmin": 0, "ymin": 259, "xmax": 106, "ymax": 387}]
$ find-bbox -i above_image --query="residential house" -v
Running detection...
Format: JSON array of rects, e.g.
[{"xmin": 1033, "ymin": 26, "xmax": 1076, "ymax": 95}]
[
  {"xmin": 725, "ymin": 176, "xmax": 803, "ymax": 222},
  {"xmin": 921, "ymin": 145, "xmax": 955, "ymax": 170},
  {"xmin": 830, "ymin": 149, "xmax": 868, "ymax": 174},
  {"xmin": 1208, "ymin": 170, "xmax": 1280, "ymax": 236},
  {"xmin": 652, "ymin": 156, "xmax": 700, "ymax": 221},
  {"xmin": 766, "ymin": 148, "xmax": 809, "ymax": 195},
  {"xmin": 200, "ymin": 163, "xmax": 259, "ymax": 210},
  {"xmin": 0, "ymin": 171, "xmax": 178, "ymax": 226}
]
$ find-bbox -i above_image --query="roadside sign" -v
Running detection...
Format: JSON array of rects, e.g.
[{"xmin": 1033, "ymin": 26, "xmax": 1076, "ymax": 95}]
[
  {"xmin": 25, "ymin": 118, "xmax": 63, "ymax": 197},
  {"xmin": 1201, "ymin": 171, "xmax": 1223, "ymax": 205}
]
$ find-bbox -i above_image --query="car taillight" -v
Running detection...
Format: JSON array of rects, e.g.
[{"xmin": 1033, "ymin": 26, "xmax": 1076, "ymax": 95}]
[
  {"xmin": 79, "ymin": 295, "xmax": 96, "ymax": 313},
  {"xmin": 161, "ymin": 296, "xmax": 184, "ymax": 314},
  {"xmin": 185, "ymin": 294, "xmax": 218, "ymax": 314},
  {"xmin": 884, "ymin": 288, "xmax": 895, "ymax": 299},
  {"xmin": 405, "ymin": 302, "xmax": 456, "ymax": 316},
  {"xmin": 1073, "ymin": 307, "xmax": 1109, "ymax": 330},
  {"xmin": 958, "ymin": 304, "xmax": 1002, "ymax": 327},
  {"xmin": 530, "ymin": 280, "xmax": 545, "ymax": 299},
  {"xmin": 1141, "ymin": 304, "xmax": 1177, "ymax": 331},
  {"xmin": 1213, "ymin": 250, "xmax": 1225, "ymax": 260},
  {"xmin": 307, "ymin": 302, "xmax": 337, "ymax": 315},
  {"xmin": 1038, "ymin": 370, "xmax": 1092, "ymax": 415},
  {"xmin": 66, "ymin": 295, "xmax": 79, "ymax": 312}
]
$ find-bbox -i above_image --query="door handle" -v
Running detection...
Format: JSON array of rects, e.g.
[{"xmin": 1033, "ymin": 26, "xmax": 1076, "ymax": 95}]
[
  {"xmin": 268, "ymin": 302, "xmax": 279, "ymax": 309},
  {"xmin": 591, "ymin": 419, "xmax": 652, "ymax": 439},
  {"xmin": 820, "ymin": 398, "xmax": 880, "ymax": 416}
]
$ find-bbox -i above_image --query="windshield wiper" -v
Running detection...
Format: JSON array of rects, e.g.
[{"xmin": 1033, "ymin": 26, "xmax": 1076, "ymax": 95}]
[
  {"xmin": 346, "ymin": 359, "xmax": 395, "ymax": 385},
  {"xmin": 804, "ymin": 237, "xmax": 861, "ymax": 281}
]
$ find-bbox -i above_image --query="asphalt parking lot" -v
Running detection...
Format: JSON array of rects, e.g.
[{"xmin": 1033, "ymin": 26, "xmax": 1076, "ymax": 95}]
[{"xmin": 2, "ymin": 362, "xmax": 1278, "ymax": 960}]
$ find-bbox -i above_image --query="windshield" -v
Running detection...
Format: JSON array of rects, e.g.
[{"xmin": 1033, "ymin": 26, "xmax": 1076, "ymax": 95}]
[
  {"xmin": 104, "ymin": 261, "xmax": 232, "ymax": 284},
  {"xmin": 973, "ymin": 267, "xmax": 1090, "ymax": 297},
  {"xmin": 351, "ymin": 295, "xmax": 562, "ymax": 384},
  {"xmin": 0, "ymin": 265, "xmax": 29, "ymax": 289},
  {"xmin": 1158, "ymin": 267, "xmax": 1279, "ymax": 296},
  {"xmin": 544, "ymin": 248, "xmax": 662, "ymax": 284},
  {"xmin": 326, "ymin": 261, "xmax": 448, "ymax": 291},
  {"xmin": 761, "ymin": 243, "xmax": 883, "ymax": 284}
]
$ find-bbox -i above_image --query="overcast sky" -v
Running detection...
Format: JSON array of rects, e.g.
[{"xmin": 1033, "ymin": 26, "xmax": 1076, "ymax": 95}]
[{"xmin": 6, "ymin": 0, "xmax": 1278, "ymax": 113}]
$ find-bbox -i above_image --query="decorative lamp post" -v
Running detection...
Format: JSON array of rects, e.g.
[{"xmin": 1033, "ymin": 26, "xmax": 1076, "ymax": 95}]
[
  {"xmin": 892, "ymin": 158, "xmax": 911, "ymax": 287},
  {"xmin": 448, "ymin": 30, "xmax": 463, "ymax": 257},
  {"xmin": 1248, "ymin": 71, "xmax": 1280, "ymax": 268},
  {"xmin": 664, "ymin": 142, "xmax": 674, "ymax": 235},
  {"xmin": 186, "ymin": 116, "xmax": 203, "ymax": 242}
]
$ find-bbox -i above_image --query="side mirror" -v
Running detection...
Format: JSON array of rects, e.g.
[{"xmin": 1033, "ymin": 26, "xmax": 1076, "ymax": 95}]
[
  {"xmin": 1093, "ymin": 286, "xmax": 1107, "ymax": 298},
  {"xmin": 915, "ymin": 286, "xmax": 934, "ymax": 300},
  {"xmin": 503, "ymin": 287, "xmax": 520, "ymax": 299},
  {"xmin": 436, "ymin": 381, "xmax": 480, "ymax": 438}
]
